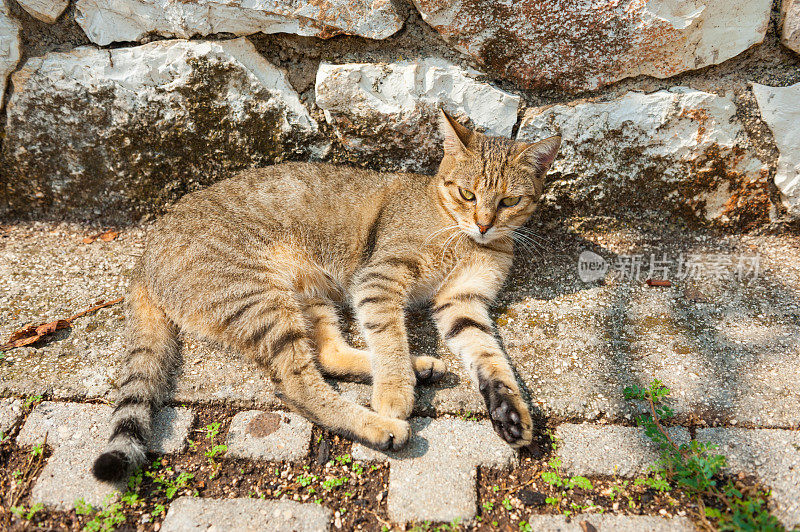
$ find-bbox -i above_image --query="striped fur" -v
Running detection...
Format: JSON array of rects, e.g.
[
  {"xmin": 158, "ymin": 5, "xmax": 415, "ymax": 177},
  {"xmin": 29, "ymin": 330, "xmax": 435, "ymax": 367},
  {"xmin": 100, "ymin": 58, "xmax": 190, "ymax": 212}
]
[{"xmin": 93, "ymin": 111, "xmax": 560, "ymax": 481}]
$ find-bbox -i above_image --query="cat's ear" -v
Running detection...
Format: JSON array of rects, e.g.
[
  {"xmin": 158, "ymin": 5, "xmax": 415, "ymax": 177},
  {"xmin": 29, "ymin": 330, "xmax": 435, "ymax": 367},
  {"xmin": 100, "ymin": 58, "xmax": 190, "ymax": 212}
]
[
  {"xmin": 439, "ymin": 109, "xmax": 473, "ymax": 157},
  {"xmin": 511, "ymin": 136, "xmax": 561, "ymax": 178}
]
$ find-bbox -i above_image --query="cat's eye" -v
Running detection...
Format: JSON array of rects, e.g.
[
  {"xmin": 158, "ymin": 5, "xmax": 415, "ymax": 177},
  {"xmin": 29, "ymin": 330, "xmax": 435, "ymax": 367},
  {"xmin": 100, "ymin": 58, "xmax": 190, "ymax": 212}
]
[
  {"xmin": 500, "ymin": 196, "xmax": 522, "ymax": 207},
  {"xmin": 459, "ymin": 188, "xmax": 476, "ymax": 201}
]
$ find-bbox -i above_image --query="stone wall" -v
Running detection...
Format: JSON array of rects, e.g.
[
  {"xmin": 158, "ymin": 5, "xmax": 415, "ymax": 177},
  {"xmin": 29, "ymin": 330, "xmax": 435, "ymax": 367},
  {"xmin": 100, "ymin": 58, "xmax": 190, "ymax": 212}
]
[{"xmin": 0, "ymin": 0, "xmax": 799, "ymax": 229}]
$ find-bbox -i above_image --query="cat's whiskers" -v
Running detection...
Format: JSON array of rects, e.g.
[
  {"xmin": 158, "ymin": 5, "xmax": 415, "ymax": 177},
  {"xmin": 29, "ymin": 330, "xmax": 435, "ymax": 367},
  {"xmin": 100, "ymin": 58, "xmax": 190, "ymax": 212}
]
[
  {"xmin": 440, "ymin": 227, "xmax": 467, "ymax": 264},
  {"xmin": 509, "ymin": 232, "xmax": 544, "ymax": 259},
  {"xmin": 512, "ymin": 226, "xmax": 553, "ymax": 250},
  {"xmin": 424, "ymin": 224, "xmax": 460, "ymax": 245}
]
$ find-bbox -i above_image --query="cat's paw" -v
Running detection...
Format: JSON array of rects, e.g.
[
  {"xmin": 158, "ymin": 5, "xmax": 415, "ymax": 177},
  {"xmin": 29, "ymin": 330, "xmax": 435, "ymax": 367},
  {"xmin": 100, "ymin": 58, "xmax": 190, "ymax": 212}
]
[
  {"xmin": 361, "ymin": 416, "xmax": 410, "ymax": 452},
  {"xmin": 413, "ymin": 356, "xmax": 446, "ymax": 383},
  {"xmin": 372, "ymin": 378, "xmax": 415, "ymax": 420},
  {"xmin": 478, "ymin": 374, "xmax": 532, "ymax": 448}
]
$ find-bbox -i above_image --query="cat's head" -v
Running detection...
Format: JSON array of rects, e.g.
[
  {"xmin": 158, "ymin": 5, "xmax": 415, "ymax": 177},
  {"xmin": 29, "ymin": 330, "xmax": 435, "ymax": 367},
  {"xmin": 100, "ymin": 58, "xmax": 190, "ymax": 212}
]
[{"xmin": 435, "ymin": 110, "xmax": 560, "ymax": 245}]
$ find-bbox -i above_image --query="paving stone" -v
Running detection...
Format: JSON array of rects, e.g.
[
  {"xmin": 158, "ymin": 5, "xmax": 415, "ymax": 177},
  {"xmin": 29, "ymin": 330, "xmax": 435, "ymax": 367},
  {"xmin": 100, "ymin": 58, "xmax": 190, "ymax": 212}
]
[
  {"xmin": 522, "ymin": 513, "xmax": 695, "ymax": 531},
  {"xmin": 226, "ymin": 410, "xmax": 312, "ymax": 462},
  {"xmin": 17, "ymin": 401, "xmax": 194, "ymax": 510},
  {"xmin": 0, "ymin": 397, "xmax": 23, "ymax": 435},
  {"xmin": 698, "ymin": 427, "xmax": 800, "ymax": 528},
  {"xmin": 352, "ymin": 417, "xmax": 516, "ymax": 523},
  {"xmin": 556, "ymin": 423, "xmax": 690, "ymax": 477},
  {"xmin": 161, "ymin": 496, "xmax": 332, "ymax": 532}
]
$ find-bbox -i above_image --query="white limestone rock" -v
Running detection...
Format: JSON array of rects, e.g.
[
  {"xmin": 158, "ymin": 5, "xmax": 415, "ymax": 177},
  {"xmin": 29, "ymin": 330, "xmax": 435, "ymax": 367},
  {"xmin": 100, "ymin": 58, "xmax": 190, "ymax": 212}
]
[
  {"xmin": 753, "ymin": 82, "xmax": 800, "ymax": 218},
  {"xmin": 315, "ymin": 58, "xmax": 521, "ymax": 172},
  {"xmin": 75, "ymin": 0, "xmax": 403, "ymax": 46},
  {"xmin": 783, "ymin": 0, "xmax": 800, "ymax": 54},
  {"xmin": 413, "ymin": 0, "xmax": 773, "ymax": 91},
  {"xmin": 17, "ymin": 0, "xmax": 68, "ymax": 23},
  {"xmin": 0, "ymin": 0, "xmax": 21, "ymax": 109},
  {"xmin": 517, "ymin": 87, "xmax": 770, "ymax": 226},
  {"xmin": 2, "ymin": 38, "xmax": 326, "ymax": 220}
]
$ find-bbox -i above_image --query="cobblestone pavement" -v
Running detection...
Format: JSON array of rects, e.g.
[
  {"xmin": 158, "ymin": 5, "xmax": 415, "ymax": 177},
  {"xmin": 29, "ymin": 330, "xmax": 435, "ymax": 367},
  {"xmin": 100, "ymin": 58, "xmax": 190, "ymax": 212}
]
[{"xmin": 1, "ymin": 221, "xmax": 799, "ymax": 530}]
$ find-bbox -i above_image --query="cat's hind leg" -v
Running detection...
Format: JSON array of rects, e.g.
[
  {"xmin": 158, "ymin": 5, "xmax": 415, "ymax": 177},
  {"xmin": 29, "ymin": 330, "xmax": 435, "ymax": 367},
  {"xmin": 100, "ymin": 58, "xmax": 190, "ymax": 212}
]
[
  {"xmin": 234, "ymin": 290, "xmax": 409, "ymax": 451},
  {"xmin": 305, "ymin": 297, "xmax": 372, "ymax": 380},
  {"xmin": 93, "ymin": 281, "xmax": 180, "ymax": 482},
  {"xmin": 305, "ymin": 297, "xmax": 446, "ymax": 383}
]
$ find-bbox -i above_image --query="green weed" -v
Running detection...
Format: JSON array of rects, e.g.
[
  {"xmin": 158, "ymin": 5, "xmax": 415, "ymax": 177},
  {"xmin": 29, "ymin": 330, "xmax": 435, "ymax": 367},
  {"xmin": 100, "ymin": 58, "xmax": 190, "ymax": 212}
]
[
  {"xmin": 625, "ymin": 380, "xmax": 785, "ymax": 531},
  {"xmin": 10, "ymin": 502, "xmax": 44, "ymax": 521}
]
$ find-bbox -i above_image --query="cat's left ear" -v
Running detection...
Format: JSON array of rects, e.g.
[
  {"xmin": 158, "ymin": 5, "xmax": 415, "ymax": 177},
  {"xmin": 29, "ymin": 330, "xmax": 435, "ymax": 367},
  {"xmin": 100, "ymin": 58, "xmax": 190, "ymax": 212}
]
[
  {"xmin": 511, "ymin": 136, "xmax": 561, "ymax": 178},
  {"xmin": 439, "ymin": 109, "xmax": 474, "ymax": 158}
]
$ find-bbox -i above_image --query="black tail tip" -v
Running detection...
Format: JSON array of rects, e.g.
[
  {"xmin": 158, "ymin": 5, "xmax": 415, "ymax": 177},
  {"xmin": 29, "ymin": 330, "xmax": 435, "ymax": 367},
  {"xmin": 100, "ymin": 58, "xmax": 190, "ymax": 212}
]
[{"xmin": 92, "ymin": 451, "xmax": 129, "ymax": 482}]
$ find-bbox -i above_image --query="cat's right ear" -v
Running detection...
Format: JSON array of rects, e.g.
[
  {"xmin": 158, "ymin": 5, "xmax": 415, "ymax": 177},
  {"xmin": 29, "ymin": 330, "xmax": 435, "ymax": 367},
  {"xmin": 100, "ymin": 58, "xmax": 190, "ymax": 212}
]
[{"xmin": 439, "ymin": 109, "xmax": 473, "ymax": 158}]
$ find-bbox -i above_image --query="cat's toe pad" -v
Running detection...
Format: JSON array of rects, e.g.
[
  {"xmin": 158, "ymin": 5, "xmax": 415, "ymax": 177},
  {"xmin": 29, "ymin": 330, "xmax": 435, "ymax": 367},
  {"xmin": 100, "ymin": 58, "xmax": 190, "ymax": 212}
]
[
  {"xmin": 413, "ymin": 356, "xmax": 446, "ymax": 383},
  {"xmin": 479, "ymin": 375, "xmax": 532, "ymax": 448}
]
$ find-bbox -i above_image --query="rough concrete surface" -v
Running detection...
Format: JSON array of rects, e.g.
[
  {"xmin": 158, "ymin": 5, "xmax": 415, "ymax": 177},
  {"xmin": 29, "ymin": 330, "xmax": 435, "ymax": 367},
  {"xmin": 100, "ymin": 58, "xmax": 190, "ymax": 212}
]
[
  {"xmin": 352, "ymin": 417, "xmax": 516, "ymax": 523},
  {"xmin": 556, "ymin": 423, "xmax": 690, "ymax": 478},
  {"xmin": 226, "ymin": 410, "xmax": 313, "ymax": 462},
  {"xmin": 161, "ymin": 496, "xmax": 332, "ymax": 532},
  {"xmin": 16, "ymin": 401, "xmax": 194, "ymax": 510},
  {"xmin": 0, "ymin": 397, "xmax": 22, "ymax": 434},
  {"xmin": 2, "ymin": 222, "xmax": 799, "ymax": 429},
  {"xmin": 698, "ymin": 427, "xmax": 800, "ymax": 528}
]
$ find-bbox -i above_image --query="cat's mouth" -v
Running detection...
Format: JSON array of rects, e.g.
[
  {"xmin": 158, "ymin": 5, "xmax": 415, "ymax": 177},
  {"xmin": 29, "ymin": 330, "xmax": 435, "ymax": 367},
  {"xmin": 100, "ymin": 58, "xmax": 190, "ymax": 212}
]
[{"xmin": 464, "ymin": 226, "xmax": 500, "ymax": 245}]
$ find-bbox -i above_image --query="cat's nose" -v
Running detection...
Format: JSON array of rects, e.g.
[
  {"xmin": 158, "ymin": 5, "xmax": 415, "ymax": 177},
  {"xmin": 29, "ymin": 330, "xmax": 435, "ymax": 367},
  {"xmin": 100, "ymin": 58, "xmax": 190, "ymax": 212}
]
[{"xmin": 477, "ymin": 223, "xmax": 492, "ymax": 234}]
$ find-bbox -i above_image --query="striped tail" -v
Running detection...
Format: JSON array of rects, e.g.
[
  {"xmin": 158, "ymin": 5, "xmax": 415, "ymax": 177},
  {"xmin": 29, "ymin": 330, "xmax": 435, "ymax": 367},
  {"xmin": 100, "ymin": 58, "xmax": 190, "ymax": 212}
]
[{"xmin": 93, "ymin": 282, "xmax": 179, "ymax": 482}]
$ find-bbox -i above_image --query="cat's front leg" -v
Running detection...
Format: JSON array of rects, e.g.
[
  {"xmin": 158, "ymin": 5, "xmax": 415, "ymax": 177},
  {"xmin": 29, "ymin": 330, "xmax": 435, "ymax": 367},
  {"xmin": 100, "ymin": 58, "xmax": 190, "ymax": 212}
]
[
  {"xmin": 433, "ymin": 261, "xmax": 533, "ymax": 447},
  {"xmin": 353, "ymin": 258, "xmax": 418, "ymax": 419}
]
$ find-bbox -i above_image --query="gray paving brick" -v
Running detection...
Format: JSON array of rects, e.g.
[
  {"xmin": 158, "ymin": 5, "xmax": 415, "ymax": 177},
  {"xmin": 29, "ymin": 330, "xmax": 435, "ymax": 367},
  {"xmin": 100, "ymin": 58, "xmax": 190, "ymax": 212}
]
[
  {"xmin": 0, "ymin": 397, "xmax": 23, "ymax": 435},
  {"xmin": 16, "ymin": 401, "xmax": 194, "ymax": 510},
  {"xmin": 698, "ymin": 427, "xmax": 800, "ymax": 529},
  {"xmin": 225, "ymin": 410, "xmax": 312, "ymax": 462},
  {"xmin": 522, "ymin": 513, "xmax": 695, "ymax": 531},
  {"xmin": 556, "ymin": 423, "xmax": 690, "ymax": 477},
  {"xmin": 352, "ymin": 417, "xmax": 516, "ymax": 523},
  {"xmin": 161, "ymin": 496, "xmax": 331, "ymax": 532}
]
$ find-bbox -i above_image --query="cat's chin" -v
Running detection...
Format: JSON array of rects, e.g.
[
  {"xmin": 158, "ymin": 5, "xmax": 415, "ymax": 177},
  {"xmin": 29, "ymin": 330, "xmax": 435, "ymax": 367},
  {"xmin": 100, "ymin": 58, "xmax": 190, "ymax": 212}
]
[{"xmin": 467, "ymin": 231, "xmax": 501, "ymax": 245}]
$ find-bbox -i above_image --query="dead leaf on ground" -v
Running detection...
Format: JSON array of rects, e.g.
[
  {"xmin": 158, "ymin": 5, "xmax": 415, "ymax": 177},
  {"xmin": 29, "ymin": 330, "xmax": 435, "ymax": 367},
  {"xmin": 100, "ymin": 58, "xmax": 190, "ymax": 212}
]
[
  {"xmin": 579, "ymin": 521, "xmax": 598, "ymax": 532},
  {"xmin": 1, "ymin": 297, "xmax": 124, "ymax": 352},
  {"xmin": 82, "ymin": 229, "xmax": 120, "ymax": 244},
  {"xmin": 99, "ymin": 230, "xmax": 120, "ymax": 242}
]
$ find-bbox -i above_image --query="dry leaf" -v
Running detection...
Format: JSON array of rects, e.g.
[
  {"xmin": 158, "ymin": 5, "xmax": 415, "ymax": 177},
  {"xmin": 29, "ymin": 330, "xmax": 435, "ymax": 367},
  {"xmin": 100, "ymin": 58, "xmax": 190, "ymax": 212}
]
[
  {"xmin": 1, "ymin": 297, "xmax": 124, "ymax": 352},
  {"xmin": 1, "ymin": 319, "xmax": 71, "ymax": 351},
  {"xmin": 99, "ymin": 230, "xmax": 120, "ymax": 242},
  {"xmin": 579, "ymin": 521, "xmax": 597, "ymax": 532},
  {"xmin": 82, "ymin": 236, "xmax": 97, "ymax": 244}
]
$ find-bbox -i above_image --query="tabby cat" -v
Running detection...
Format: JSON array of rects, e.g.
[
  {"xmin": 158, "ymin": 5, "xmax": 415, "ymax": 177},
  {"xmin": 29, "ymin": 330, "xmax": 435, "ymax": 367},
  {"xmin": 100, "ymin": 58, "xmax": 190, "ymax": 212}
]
[{"xmin": 92, "ymin": 110, "xmax": 560, "ymax": 482}]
